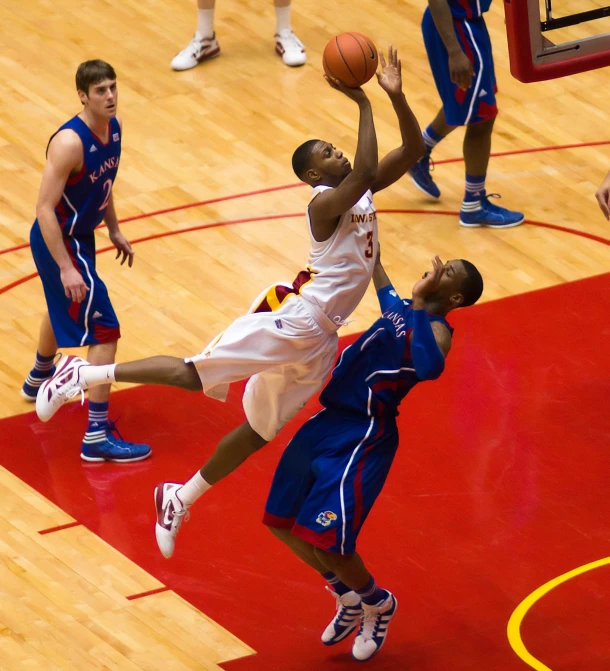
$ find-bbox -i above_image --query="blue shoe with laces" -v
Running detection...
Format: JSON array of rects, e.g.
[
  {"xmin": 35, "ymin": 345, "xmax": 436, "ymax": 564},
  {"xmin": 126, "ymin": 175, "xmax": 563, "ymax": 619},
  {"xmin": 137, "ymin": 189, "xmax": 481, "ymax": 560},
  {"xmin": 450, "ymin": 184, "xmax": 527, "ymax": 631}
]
[
  {"xmin": 409, "ymin": 151, "xmax": 441, "ymax": 199},
  {"xmin": 460, "ymin": 193, "xmax": 525, "ymax": 228},
  {"xmin": 81, "ymin": 420, "xmax": 152, "ymax": 463}
]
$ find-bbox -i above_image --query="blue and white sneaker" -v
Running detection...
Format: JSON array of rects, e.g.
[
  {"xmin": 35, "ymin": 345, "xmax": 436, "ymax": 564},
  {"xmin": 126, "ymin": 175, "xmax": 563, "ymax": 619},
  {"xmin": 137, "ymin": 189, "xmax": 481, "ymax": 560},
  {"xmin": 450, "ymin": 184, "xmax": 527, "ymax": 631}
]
[
  {"xmin": 21, "ymin": 368, "xmax": 56, "ymax": 402},
  {"xmin": 81, "ymin": 420, "xmax": 152, "ymax": 463},
  {"xmin": 409, "ymin": 152, "xmax": 441, "ymax": 199},
  {"xmin": 351, "ymin": 591, "xmax": 397, "ymax": 662},
  {"xmin": 460, "ymin": 194, "xmax": 524, "ymax": 228},
  {"xmin": 321, "ymin": 587, "xmax": 363, "ymax": 646}
]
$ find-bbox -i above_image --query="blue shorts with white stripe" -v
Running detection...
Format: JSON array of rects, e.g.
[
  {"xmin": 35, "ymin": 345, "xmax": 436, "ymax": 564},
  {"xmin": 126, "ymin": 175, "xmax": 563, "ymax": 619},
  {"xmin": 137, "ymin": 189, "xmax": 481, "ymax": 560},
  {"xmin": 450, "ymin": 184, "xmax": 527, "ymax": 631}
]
[
  {"xmin": 422, "ymin": 8, "xmax": 498, "ymax": 126},
  {"xmin": 263, "ymin": 408, "xmax": 399, "ymax": 555},
  {"xmin": 30, "ymin": 221, "xmax": 120, "ymax": 348}
]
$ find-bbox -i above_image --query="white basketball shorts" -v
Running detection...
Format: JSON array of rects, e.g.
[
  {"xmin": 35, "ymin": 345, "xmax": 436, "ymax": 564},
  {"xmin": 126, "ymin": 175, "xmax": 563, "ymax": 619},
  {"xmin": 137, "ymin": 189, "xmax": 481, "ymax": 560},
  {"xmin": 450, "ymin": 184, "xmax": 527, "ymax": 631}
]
[{"xmin": 185, "ymin": 291, "xmax": 339, "ymax": 441}]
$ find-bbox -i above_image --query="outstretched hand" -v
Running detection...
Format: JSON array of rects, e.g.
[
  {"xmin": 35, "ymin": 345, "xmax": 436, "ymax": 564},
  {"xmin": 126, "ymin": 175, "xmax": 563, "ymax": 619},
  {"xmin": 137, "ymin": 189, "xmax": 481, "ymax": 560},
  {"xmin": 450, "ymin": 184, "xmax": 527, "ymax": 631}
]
[
  {"xmin": 376, "ymin": 45, "xmax": 402, "ymax": 97},
  {"xmin": 110, "ymin": 230, "xmax": 135, "ymax": 267},
  {"xmin": 324, "ymin": 74, "xmax": 369, "ymax": 103},
  {"xmin": 412, "ymin": 256, "xmax": 445, "ymax": 305}
]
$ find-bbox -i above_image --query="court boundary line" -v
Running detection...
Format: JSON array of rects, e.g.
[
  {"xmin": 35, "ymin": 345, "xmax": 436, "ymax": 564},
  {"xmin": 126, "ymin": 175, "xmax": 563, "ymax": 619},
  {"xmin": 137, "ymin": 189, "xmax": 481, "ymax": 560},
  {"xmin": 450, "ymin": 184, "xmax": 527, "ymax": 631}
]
[
  {"xmin": 507, "ymin": 556, "xmax": 610, "ymax": 670},
  {"xmin": 1, "ymin": 139, "xmax": 608, "ymax": 258}
]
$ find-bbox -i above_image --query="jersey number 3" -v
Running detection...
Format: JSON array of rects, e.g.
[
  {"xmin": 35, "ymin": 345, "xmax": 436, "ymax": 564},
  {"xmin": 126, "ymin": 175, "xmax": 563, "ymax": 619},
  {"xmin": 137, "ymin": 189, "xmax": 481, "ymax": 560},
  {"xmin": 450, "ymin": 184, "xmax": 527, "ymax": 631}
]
[
  {"xmin": 99, "ymin": 179, "xmax": 112, "ymax": 211},
  {"xmin": 365, "ymin": 230, "xmax": 374, "ymax": 258}
]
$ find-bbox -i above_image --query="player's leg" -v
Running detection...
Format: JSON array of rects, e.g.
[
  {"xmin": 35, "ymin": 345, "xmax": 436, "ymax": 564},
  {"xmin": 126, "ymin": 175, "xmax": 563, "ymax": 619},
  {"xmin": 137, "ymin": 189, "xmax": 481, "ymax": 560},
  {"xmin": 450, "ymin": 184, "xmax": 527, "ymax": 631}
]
[
  {"xmin": 170, "ymin": 0, "xmax": 220, "ymax": 71},
  {"xmin": 80, "ymin": 340, "xmax": 152, "ymax": 463},
  {"xmin": 274, "ymin": 0, "xmax": 306, "ymax": 66},
  {"xmin": 457, "ymin": 19, "xmax": 524, "ymax": 228},
  {"xmin": 22, "ymin": 312, "xmax": 58, "ymax": 401}
]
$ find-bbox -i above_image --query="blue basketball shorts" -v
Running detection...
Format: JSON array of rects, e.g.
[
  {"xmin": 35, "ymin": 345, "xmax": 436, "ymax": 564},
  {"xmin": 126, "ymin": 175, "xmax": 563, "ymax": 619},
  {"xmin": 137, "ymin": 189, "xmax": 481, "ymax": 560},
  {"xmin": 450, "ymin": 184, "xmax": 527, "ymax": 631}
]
[
  {"xmin": 263, "ymin": 409, "xmax": 399, "ymax": 555},
  {"xmin": 422, "ymin": 8, "xmax": 498, "ymax": 126},
  {"xmin": 30, "ymin": 222, "xmax": 121, "ymax": 348}
]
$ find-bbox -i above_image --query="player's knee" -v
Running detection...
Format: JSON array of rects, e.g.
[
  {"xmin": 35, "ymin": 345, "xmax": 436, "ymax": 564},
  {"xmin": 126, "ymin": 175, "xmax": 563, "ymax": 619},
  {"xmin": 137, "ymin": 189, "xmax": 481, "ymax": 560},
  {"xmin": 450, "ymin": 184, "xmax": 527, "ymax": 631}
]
[
  {"xmin": 466, "ymin": 117, "xmax": 495, "ymax": 137},
  {"xmin": 314, "ymin": 546, "xmax": 352, "ymax": 568},
  {"xmin": 267, "ymin": 526, "xmax": 292, "ymax": 543},
  {"xmin": 179, "ymin": 361, "xmax": 203, "ymax": 391}
]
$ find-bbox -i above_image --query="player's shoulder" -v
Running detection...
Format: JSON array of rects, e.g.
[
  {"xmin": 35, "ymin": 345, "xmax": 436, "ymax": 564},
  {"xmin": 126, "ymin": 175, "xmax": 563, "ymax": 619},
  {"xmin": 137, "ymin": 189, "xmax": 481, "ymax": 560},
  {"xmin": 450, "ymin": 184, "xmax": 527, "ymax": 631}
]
[{"xmin": 47, "ymin": 128, "xmax": 83, "ymax": 161}]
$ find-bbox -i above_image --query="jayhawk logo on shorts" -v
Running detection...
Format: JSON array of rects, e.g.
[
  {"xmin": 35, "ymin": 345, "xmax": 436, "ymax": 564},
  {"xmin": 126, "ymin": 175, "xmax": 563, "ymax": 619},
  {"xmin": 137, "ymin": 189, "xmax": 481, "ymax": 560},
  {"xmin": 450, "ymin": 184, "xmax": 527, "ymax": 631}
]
[{"xmin": 316, "ymin": 511, "xmax": 337, "ymax": 527}]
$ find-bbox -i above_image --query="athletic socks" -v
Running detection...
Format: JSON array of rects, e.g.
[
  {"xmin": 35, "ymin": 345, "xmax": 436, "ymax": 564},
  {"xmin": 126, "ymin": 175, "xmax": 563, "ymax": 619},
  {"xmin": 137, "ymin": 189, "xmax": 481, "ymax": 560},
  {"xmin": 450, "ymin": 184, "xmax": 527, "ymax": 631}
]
[
  {"xmin": 83, "ymin": 400, "xmax": 109, "ymax": 446},
  {"xmin": 422, "ymin": 124, "xmax": 444, "ymax": 153},
  {"xmin": 197, "ymin": 8, "xmax": 215, "ymax": 39},
  {"xmin": 323, "ymin": 571, "xmax": 352, "ymax": 596},
  {"xmin": 355, "ymin": 576, "xmax": 388, "ymax": 606},
  {"xmin": 81, "ymin": 363, "xmax": 116, "ymax": 387},
  {"xmin": 275, "ymin": 5, "xmax": 292, "ymax": 33},
  {"xmin": 462, "ymin": 172, "xmax": 487, "ymax": 212},
  {"xmin": 25, "ymin": 352, "xmax": 55, "ymax": 385},
  {"xmin": 178, "ymin": 471, "xmax": 212, "ymax": 506}
]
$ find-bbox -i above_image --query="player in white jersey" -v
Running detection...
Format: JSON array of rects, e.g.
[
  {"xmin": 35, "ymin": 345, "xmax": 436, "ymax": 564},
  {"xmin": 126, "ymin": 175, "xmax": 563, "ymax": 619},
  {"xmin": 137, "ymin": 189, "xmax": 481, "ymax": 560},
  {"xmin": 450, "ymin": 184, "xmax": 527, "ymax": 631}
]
[{"xmin": 36, "ymin": 47, "xmax": 426, "ymax": 558}]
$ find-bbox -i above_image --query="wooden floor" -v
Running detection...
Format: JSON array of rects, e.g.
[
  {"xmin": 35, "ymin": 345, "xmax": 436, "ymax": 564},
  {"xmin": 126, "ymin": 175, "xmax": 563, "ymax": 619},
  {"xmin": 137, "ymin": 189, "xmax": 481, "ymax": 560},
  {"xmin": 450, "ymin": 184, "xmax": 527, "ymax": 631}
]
[{"xmin": 1, "ymin": 0, "xmax": 610, "ymax": 667}]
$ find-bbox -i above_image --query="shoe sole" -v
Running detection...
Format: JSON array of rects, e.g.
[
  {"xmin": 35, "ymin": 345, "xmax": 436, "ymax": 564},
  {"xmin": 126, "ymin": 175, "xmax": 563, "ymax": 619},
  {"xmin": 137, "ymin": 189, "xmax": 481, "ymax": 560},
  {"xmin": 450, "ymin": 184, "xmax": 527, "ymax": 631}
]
[
  {"xmin": 171, "ymin": 48, "xmax": 220, "ymax": 71},
  {"xmin": 322, "ymin": 617, "xmax": 362, "ymax": 646},
  {"xmin": 20, "ymin": 388, "xmax": 37, "ymax": 403},
  {"xmin": 154, "ymin": 485, "xmax": 176, "ymax": 559},
  {"xmin": 352, "ymin": 595, "xmax": 398, "ymax": 662},
  {"xmin": 459, "ymin": 216, "xmax": 525, "ymax": 229},
  {"xmin": 80, "ymin": 449, "xmax": 152, "ymax": 463},
  {"xmin": 410, "ymin": 175, "xmax": 440, "ymax": 200}
]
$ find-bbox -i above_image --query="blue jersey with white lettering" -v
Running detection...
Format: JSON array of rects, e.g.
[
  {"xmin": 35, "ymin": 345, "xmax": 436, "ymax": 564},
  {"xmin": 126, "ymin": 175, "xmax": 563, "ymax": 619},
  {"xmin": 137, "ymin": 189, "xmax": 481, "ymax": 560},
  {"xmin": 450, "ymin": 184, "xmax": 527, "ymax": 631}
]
[
  {"xmin": 320, "ymin": 296, "xmax": 453, "ymax": 419},
  {"xmin": 46, "ymin": 115, "xmax": 121, "ymax": 237},
  {"xmin": 448, "ymin": 0, "xmax": 492, "ymax": 19}
]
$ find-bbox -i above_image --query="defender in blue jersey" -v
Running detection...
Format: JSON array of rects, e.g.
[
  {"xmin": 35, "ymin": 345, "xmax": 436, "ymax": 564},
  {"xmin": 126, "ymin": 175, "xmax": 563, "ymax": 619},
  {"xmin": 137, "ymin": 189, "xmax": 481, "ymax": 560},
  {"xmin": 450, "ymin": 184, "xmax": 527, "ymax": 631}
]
[
  {"xmin": 264, "ymin": 251, "xmax": 483, "ymax": 661},
  {"xmin": 22, "ymin": 60, "xmax": 150, "ymax": 463},
  {"xmin": 408, "ymin": 0, "xmax": 524, "ymax": 228}
]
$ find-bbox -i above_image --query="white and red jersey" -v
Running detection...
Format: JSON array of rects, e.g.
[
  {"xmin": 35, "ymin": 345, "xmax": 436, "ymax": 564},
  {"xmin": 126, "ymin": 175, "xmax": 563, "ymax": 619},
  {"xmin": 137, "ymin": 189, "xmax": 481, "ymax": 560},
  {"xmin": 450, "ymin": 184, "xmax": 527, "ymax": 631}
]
[
  {"xmin": 300, "ymin": 185, "xmax": 378, "ymax": 323},
  {"xmin": 254, "ymin": 185, "xmax": 378, "ymax": 323}
]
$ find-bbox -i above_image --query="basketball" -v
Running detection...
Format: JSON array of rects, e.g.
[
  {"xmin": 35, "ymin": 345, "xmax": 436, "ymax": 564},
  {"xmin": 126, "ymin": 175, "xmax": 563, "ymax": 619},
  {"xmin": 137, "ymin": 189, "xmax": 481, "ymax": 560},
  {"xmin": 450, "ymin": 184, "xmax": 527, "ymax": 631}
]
[{"xmin": 323, "ymin": 33, "xmax": 378, "ymax": 88}]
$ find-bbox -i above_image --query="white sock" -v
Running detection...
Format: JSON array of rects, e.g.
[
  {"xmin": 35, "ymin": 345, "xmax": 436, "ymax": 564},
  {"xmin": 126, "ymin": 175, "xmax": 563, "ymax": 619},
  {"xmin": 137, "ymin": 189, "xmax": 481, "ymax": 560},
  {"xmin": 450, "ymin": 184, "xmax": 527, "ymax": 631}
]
[
  {"xmin": 275, "ymin": 5, "xmax": 291, "ymax": 34},
  {"xmin": 197, "ymin": 8, "xmax": 215, "ymax": 39},
  {"xmin": 179, "ymin": 471, "xmax": 211, "ymax": 506},
  {"xmin": 80, "ymin": 363, "xmax": 116, "ymax": 388}
]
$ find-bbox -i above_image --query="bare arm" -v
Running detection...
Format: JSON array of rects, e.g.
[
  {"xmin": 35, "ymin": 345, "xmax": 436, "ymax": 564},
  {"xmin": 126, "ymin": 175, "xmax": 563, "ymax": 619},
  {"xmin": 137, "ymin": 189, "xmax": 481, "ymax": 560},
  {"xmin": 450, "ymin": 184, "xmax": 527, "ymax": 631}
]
[
  {"xmin": 36, "ymin": 131, "xmax": 89, "ymax": 303},
  {"xmin": 308, "ymin": 80, "xmax": 378, "ymax": 241},
  {"xmin": 371, "ymin": 47, "xmax": 426, "ymax": 194},
  {"xmin": 595, "ymin": 169, "xmax": 610, "ymax": 219},
  {"xmin": 428, "ymin": 0, "xmax": 474, "ymax": 90}
]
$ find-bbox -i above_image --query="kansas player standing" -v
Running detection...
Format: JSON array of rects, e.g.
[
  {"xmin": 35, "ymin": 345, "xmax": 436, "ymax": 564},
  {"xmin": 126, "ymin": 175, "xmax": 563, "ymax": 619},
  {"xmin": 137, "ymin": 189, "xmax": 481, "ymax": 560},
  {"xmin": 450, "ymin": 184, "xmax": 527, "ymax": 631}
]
[
  {"xmin": 408, "ymin": 0, "xmax": 524, "ymax": 228},
  {"xmin": 22, "ymin": 60, "xmax": 150, "ymax": 463},
  {"xmin": 264, "ymin": 250, "xmax": 483, "ymax": 661}
]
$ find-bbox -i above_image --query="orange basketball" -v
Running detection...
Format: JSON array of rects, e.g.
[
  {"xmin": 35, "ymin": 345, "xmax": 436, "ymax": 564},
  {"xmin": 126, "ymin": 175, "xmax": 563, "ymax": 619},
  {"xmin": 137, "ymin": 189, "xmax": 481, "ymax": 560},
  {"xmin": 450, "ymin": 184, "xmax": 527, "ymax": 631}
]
[{"xmin": 323, "ymin": 33, "xmax": 378, "ymax": 88}]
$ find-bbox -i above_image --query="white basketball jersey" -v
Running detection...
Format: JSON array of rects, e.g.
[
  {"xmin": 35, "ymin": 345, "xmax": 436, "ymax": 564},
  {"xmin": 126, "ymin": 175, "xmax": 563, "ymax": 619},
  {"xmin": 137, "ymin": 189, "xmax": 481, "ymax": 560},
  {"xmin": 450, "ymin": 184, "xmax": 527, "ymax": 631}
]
[{"xmin": 299, "ymin": 185, "xmax": 378, "ymax": 323}]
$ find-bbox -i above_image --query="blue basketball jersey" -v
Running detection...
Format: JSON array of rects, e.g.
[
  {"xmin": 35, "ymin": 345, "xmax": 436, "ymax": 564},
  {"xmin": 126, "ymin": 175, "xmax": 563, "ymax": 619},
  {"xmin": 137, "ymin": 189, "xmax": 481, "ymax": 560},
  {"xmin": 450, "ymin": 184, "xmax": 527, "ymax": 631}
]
[
  {"xmin": 320, "ymin": 296, "xmax": 453, "ymax": 418},
  {"xmin": 48, "ymin": 115, "xmax": 121, "ymax": 237},
  {"xmin": 448, "ymin": 0, "xmax": 492, "ymax": 19}
]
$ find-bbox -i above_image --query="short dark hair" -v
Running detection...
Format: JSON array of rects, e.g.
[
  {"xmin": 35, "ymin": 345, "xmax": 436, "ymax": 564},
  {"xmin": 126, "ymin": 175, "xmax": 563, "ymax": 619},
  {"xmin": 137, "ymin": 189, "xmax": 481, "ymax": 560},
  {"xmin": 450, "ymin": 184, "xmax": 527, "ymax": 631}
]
[
  {"xmin": 76, "ymin": 60, "xmax": 116, "ymax": 95},
  {"xmin": 458, "ymin": 260, "xmax": 484, "ymax": 307},
  {"xmin": 292, "ymin": 139, "xmax": 319, "ymax": 180}
]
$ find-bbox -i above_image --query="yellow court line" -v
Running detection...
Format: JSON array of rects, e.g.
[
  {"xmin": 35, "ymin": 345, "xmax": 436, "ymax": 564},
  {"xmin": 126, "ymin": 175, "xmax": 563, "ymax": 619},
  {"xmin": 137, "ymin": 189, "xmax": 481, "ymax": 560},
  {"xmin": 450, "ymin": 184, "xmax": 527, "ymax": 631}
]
[{"xmin": 507, "ymin": 556, "xmax": 610, "ymax": 670}]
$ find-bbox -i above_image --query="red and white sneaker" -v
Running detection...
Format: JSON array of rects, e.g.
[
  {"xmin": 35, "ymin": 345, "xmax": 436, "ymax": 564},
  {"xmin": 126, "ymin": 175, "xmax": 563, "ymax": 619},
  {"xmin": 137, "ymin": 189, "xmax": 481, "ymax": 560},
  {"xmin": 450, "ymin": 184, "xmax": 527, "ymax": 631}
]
[
  {"xmin": 154, "ymin": 482, "xmax": 189, "ymax": 559},
  {"xmin": 170, "ymin": 32, "xmax": 221, "ymax": 71},
  {"xmin": 275, "ymin": 29, "xmax": 306, "ymax": 66},
  {"xmin": 36, "ymin": 355, "xmax": 90, "ymax": 422}
]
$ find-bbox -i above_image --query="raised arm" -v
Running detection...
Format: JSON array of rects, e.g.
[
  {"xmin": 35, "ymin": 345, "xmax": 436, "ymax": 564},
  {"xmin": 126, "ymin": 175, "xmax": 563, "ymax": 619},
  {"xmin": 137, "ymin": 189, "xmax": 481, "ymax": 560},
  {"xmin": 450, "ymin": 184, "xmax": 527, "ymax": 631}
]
[
  {"xmin": 428, "ymin": 0, "xmax": 473, "ymax": 91},
  {"xmin": 373, "ymin": 247, "xmax": 402, "ymax": 313},
  {"xmin": 409, "ymin": 256, "xmax": 452, "ymax": 380},
  {"xmin": 371, "ymin": 47, "xmax": 426, "ymax": 194},
  {"xmin": 36, "ymin": 131, "xmax": 90, "ymax": 303},
  {"xmin": 308, "ymin": 79, "xmax": 378, "ymax": 242}
]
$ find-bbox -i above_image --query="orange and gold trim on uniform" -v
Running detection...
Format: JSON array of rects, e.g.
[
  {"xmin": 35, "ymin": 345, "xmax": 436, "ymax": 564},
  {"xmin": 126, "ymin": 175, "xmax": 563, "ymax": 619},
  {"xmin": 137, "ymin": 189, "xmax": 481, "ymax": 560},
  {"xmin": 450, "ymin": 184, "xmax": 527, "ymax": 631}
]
[{"xmin": 254, "ymin": 267, "xmax": 317, "ymax": 314}]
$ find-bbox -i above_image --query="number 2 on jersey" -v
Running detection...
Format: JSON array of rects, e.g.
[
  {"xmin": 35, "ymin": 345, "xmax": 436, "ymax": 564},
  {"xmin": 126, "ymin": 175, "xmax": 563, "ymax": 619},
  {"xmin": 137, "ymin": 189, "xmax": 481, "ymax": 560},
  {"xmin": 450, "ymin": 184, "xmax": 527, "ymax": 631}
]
[
  {"xmin": 365, "ymin": 230, "xmax": 374, "ymax": 258},
  {"xmin": 99, "ymin": 178, "xmax": 112, "ymax": 211}
]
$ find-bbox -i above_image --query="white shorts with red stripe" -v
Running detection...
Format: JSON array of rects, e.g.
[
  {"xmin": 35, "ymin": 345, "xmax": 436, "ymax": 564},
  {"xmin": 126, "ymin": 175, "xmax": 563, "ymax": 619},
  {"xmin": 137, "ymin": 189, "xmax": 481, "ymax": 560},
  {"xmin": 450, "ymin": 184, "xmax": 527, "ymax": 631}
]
[{"xmin": 185, "ymin": 289, "xmax": 340, "ymax": 441}]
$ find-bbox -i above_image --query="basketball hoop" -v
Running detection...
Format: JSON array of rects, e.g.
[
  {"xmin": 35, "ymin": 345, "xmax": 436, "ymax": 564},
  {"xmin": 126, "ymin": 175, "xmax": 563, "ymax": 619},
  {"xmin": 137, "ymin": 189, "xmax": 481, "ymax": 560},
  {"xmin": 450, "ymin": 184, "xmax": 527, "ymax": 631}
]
[{"xmin": 504, "ymin": 0, "xmax": 610, "ymax": 81}]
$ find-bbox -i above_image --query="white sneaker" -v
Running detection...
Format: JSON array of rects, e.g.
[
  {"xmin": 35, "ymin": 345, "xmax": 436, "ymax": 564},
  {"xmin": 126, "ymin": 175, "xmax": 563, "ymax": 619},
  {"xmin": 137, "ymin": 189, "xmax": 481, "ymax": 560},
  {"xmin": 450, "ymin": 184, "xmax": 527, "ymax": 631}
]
[
  {"xmin": 275, "ymin": 29, "xmax": 306, "ymax": 67},
  {"xmin": 321, "ymin": 587, "xmax": 363, "ymax": 645},
  {"xmin": 352, "ymin": 592, "xmax": 398, "ymax": 662},
  {"xmin": 154, "ymin": 482, "xmax": 189, "ymax": 558},
  {"xmin": 170, "ymin": 32, "xmax": 221, "ymax": 71},
  {"xmin": 36, "ymin": 355, "xmax": 89, "ymax": 422}
]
